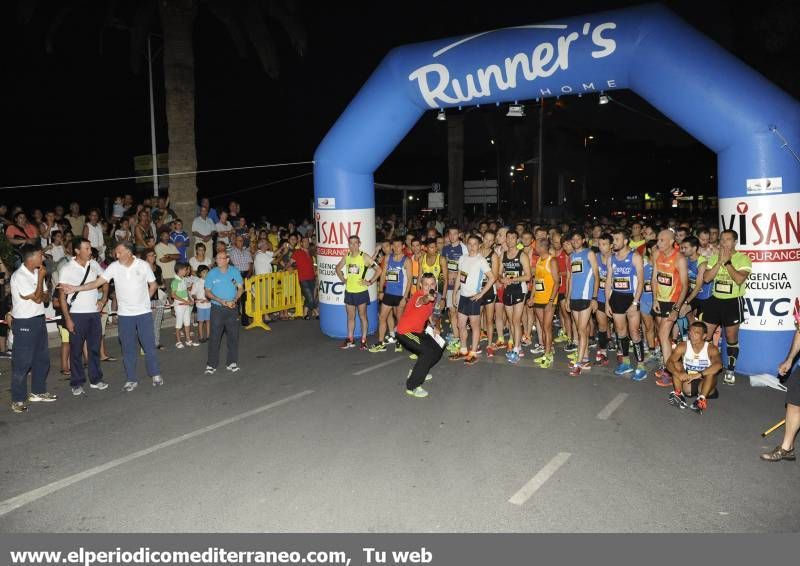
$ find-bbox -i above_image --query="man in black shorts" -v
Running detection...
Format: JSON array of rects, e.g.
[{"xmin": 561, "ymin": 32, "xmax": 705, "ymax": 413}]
[{"xmin": 761, "ymin": 326, "xmax": 800, "ymax": 462}]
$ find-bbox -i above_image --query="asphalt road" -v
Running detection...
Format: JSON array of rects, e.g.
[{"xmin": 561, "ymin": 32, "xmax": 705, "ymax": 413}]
[{"xmin": 0, "ymin": 321, "xmax": 797, "ymax": 533}]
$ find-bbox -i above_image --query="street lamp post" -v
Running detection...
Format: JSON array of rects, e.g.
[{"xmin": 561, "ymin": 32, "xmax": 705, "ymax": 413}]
[{"xmin": 147, "ymin": 35, "xmax": 159, "ymax": 198}]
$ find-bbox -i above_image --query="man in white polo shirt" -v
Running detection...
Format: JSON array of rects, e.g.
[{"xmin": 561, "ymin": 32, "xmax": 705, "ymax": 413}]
[
  {"xmin": 9, "ymin": 245, "xmax": 55, "ymax": 413},
  {"xmin": 60, "ymin": 241, "xmax": 162, "ymax": 392},
  {"xmin": 192, "ymin": 204, "xmax": 215, "ymax": 246},
  {"xmin": 58, "ymin": 237, "xmax": 109, "ymax": 396}
]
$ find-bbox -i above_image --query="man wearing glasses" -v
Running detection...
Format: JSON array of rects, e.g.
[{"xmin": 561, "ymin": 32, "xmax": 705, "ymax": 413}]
[{"xmin": 204, "ymin": 251, "xmax": 244, "ymax": 374}]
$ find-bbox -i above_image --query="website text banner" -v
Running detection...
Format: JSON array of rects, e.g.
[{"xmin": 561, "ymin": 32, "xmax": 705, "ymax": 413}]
[{"xmin": 1, "ymin": 534, "xmax": 796, "ymax": 566}]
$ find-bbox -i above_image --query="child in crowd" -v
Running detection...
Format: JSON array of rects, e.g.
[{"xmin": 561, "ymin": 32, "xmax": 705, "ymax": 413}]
[
  {"xmin": 191, "ymin": 265, "xmax": 211, "ymax": 343},
  {"xmin": 171, "ymin": 262, "xmax": 198, "ymax": 348},
  {"xmin": 115, "ymin": 217, "xmax": 132, "ymax": 243}
]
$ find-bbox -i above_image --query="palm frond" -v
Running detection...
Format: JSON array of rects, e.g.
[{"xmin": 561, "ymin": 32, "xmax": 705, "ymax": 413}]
[
  {"xmin": 266, "ymin": 0, "xmax": 306, "ymax": 56},
  {"xmin": 17, "ymin": 0, "xmax": 39, "ymax": 24},
  {"xmin": 205, "ymin": 0, "xmax": 249, "ymax": 59},
  {"xmin": 240, "ymin": 0, "xmax": 280, "ymax": 79},
  {"xmin": 128, "ymin": 0, "xmax": 158, "ymax": 74}
]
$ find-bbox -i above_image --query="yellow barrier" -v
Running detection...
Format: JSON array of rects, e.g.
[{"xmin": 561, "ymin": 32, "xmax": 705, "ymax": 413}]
[{"xmin": 244, "ymin": 271, "xmax": 304, "ymax": 332}]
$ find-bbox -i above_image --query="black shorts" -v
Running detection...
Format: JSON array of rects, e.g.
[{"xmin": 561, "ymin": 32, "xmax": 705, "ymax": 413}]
[
  {"xmin": 503, "ymin": 286, "xmax": 526, "ymax": 306},
  {"xmin": 381, "ymin": 293, "xmax": 403, "ymax": 307},
  {"xmin": 481, "ymin": 287, "xmax": 496, "ymax": 305},
  {"xmin": 700, "ymin": 296, "xmax": 745, "ymax": 327},
  {"xmin": 558, "ymin": 292, "xmax": 566, "ymax": 303},
  {"xmin": 570, "ymin": 299, "xmax": 591, "ymax": 312},
  {"xmin": 344, "ymin": 290, "xmax": 370, "ymax": 306},
  {"xmin": 597, "ymin": 301, "xmax": 606, "ymax": 314},
  {"xmin": 689, "ymin": 297, "xmax": 706, "ymax": 315},
  {"xmin": 533, "ymin": 302, "xmax": 551, "ymax": 309},
  {"xmin": 787, "ymin": 367, "xmax": 800, "ymax": 407},
  {"xmin": 658, "ymin": 301, "xmax": 675, "ymax": 317},
  {"xmin": 458, "ymin": 294, "xmax": 482, "ymax": 316},
  {"xmin": 610, "ymin": 293, "xmax": 635, "ymax": 315}
]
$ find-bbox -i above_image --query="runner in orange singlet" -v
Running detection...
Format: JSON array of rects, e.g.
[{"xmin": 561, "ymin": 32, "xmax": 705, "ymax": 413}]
[{"xmin": 652, "ymin": 229, "xmax": 689, "ymax": 386}]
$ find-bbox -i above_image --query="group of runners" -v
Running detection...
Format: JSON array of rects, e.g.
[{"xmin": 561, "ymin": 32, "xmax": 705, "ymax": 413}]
[{"xmin": 335, "ymin": 219, "xmax": 753, "ymax": 415}]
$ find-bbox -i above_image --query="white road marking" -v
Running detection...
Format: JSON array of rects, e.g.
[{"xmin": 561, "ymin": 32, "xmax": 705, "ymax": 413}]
[
  {"xmin": 508, "ymin": 452, "xmax": 571, "ymax": 506},
  {"xmin": 597, "ymin": 393, "xmax": 629, "ymax": 420},
  {"xmin": 0, "ymin": 390, "xmax": 314, "ymax": 517},
  {"xmin": 352, "ymin": 356, "xmax": 404, "ymax": 375}
]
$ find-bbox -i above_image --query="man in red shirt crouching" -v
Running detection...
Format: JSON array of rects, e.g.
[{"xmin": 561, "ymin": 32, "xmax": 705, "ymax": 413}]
[{"xmin": 397, "ymin": 272, "xmax": 446, "ymax": 398}]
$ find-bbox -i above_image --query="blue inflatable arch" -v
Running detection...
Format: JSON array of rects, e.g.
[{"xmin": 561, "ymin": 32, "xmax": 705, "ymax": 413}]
[{"xmin": 314, "ymin": 3, "xmax": 800, "ymax": 375}]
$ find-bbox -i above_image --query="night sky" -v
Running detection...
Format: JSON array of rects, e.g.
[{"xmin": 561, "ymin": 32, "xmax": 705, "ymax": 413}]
[{"xmin": 1, "ymin": 0, "xmax": 797, "ymax": 222}]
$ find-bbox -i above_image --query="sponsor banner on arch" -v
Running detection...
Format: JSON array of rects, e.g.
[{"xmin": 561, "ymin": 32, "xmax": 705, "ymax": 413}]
[
  {"xmin": 315, "ymin": 208, "xmax": 376, "ymax": 305},
  {"xmin": 719, "ymin": 193, "xmax": 800, "ymax": 330}
]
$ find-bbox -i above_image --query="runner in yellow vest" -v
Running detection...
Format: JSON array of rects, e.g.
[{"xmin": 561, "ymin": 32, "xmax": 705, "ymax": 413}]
[
  {"xmin": 335, "ymin": 235, "xmax": 382, "ymax": 350},
  {"xmin": 527, "ymin": 238, "xmax": 559, "ymax": 368}
]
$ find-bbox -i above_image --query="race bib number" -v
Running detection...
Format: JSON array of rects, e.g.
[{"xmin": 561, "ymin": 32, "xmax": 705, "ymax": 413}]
[
  {"xmin": 412, "ymin": 276, "xmax": 418, "ymax": 286},
  {"xmin": 505, "ymin": 270, "xmax": 519, "ymax": 278},
  {"xmin": 644, "ymin": 281, "xmax": 653, "ymax": 293},
  {"xmin": 571, "ymin": 261, "xmax": 583, "ymax": 273},
  {"xmin": 599, "ymin": 275, "xmax": 606, "ymax": 285},
  {"xmin": 535, "ymin": 280, "xmax": 545, "ymax": 292},
  {"xmin": 447, "ymin": 260, "xmax": 459, "ymax": 271},
  {"xmin": 385, "ymin": 271, "xmax": 399, "ymax": 283},
  {"xmin": 613, "ymin": 278, "xmax": 631, "ymax": 291},
  {"xmin": 714, "ymin": 281, "xmax": 733, "ymax": 295},
  {"xmin": 347, "ymin": 264, "xmax": 360, "ymax": 275},
  {"xmin": 459, "ymin": 271, "xmax": 468, "ymax": 284},
  {"xmin": 657, "ymin": 272, "xmax": 673, "ymax": 287}
]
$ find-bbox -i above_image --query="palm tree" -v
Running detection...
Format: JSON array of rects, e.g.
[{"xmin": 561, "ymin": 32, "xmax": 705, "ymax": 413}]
[{"xmin": 18, "ymin": 0, "xmax": 306, "ymax": 230}]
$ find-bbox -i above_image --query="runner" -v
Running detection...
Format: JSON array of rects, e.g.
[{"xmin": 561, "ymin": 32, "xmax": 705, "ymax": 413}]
[
  {"xmin": 551, "ymin": 232, "xmax": 574, "ymax": 350},
  {"xmin": 528, "ymin": 238, "xmax": 559, "ymax": 369},
  {"xmin": 629, "ymin": 221, "xmax": 647, "ymax": 255},
  {"xmin": 407, "ymin": 238, "xmax": 422, "ymax": 296},
  {"xmin": 605, "ymin": 229, "xmax": 647, "ymax": 381},
  {"xmin": 566, "ymin": 232, "xmax": 599, "ymax": 376},
  {"xmin": 421, "ymin": 238, "xmax": 449, "ymax": 332},
  {"xmin": 652, "ymin": 229, "xmax": 689, "ymax": 386},
  {"xmin": 594, "ymin": 233, "xmax": 612, "ymax": 366},
  {"xmin": 370, "ymin": 238, "xmax": 410, "ymax": 353},
  {"xmin": 491, "ymin": 227, "xmax": 510, "ymax": 354},
  {"xmin": 479, "ymin": 231, "xmax": 500, "ymax": 356},
  {"xmin": 520, "ymin": 231, "xmax": 537, "ymax": 349},
  {"xmin": 336, "ymin": 235, "xmax": 382, "ymax": 350},
  {"xmin": 449, "ymin": 235, "xmax": 495, "ymax": 365},
  {"xmin": 640, "ymin": 241, "xmax": 658, "ymax": 364},
  {"xmin": 396, "ymin": 273, "xmax": 445, "ymax": 399},
  {"xmin": 700, "ymin": 229, "xmax": 752, "ymax": 385},
  {"xmin": 666, "ymin": 321, "xmax": 722, "ymax": 414},
  {"xmin": 442, "ymin": 226, "xmax": 468, "ymax": 348},
  {"xmin": 501, "ymin": 230, "xmax": 531, "ymax": 364},
  {"xmin": 681, "ymin": 236, "xmax": 712, "ymax": 326}
]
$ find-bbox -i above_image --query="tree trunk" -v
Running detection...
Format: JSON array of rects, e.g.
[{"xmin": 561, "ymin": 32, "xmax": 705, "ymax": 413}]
[
  {"xmin": 159, "ymin": 0, "xmax": 198, "ymax": 241},
  {"xmin": 447, "ymin": 115, "xmax": 464, "ymax": 225}
]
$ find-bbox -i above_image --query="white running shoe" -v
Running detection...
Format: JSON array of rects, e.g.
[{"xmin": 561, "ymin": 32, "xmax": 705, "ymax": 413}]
[{"xmin": 226, "ymin": 363, "xmax": 240, "ymax": 373}]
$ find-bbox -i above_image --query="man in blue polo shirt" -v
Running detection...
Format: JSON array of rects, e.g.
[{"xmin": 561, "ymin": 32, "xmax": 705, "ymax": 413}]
[{"xmin": 204, "ymin": 250, "xmax": 244, "ymax": 374}]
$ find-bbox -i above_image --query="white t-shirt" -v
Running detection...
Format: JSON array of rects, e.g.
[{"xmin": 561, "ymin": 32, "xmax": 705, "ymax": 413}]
[
  {"xmin": 58, "ymin": 258, "xmax": 103, "ymax": 314},
  {"xmin": 102, "ymin": 258, "xmax": 155, "ymax": 316},
  {"xmin": 85, "ymin": 222, "xmax": 105, "ymax": 254},
  {"xmin": 214, "ymin": 221, "xmax": 233, "ymax": 245},
  {"xmin": 10, "ymin": 265, "xmax": 48, "ymax": 319},
  {"xmin": 47, "ymin": 244, "xmax": 65, "ymax": 263},
  {"xmin": 155, "ymin": 242, "xmax": 179, "ymax": 279},
  {"xmin": 457, "ymin": 254, "xmax": 491, "ymax": 298},
  {"xmin": 254, "ymin": 250, "xmax": 274, "ymax": 275},
  {"xmin": 192, "ymin": 216, "xmax": 215, "ymax": 238},
  {"xmin": 189, "ymin": 256, "xmax": 211, "ymax": 273},
  {"xmin": 191, "ymin": 278, "xmax": 211, "ymax": 309}
]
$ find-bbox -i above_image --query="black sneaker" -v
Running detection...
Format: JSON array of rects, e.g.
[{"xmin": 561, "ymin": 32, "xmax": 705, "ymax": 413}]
[
  {"xmin": 668, "ymin": 391, "xmax": 687, "ymax": 409},
  {"xmin": 563, "ymin": 342, "xmax": 578, "ymax": 353}
]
